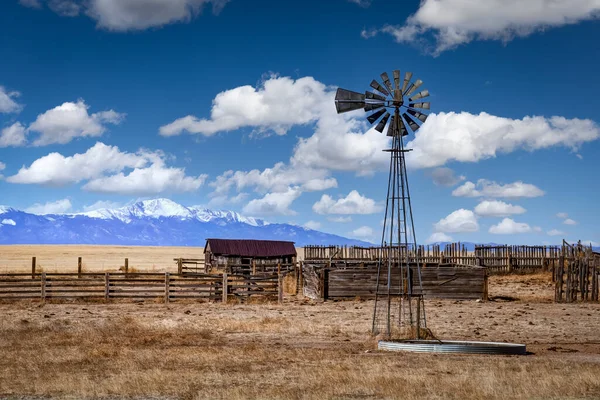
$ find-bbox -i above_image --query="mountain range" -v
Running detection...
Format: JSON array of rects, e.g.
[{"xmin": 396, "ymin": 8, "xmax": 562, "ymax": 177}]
[{"xmin": 0, "ymin": 199, "xmax": 372, "ymax": 247}]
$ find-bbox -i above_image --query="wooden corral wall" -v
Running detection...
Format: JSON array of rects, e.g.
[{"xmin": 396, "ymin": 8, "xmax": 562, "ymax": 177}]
[
  {"xmin": 0, "ymin": 272, "xmax": 282, "ymax": 303},
  {"xmin": 555, "ymin": 242, "xmax": 600, "ymax": 303},
  {"xmin": 302, "ymin": 264, "xmax": 487, "ymax": 301},
  {"xmin": 304, "ymin": 243, "xmax": 561, "ymax": 275}
]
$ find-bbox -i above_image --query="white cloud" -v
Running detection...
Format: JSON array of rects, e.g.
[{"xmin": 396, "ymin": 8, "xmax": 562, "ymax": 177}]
[
  {"xmin": 7, "ymin": 142, "xmax": 147, "ymax": 185},
  {"xmin": 347, "ymin": 0, "xmax": 371, "ymax": 7},
  {"xmin": 407, "ymin": 112, "xmax": 599, "ymax": 168},
  {"xmin": 82, "ymin": 200, "xmax": 121, "ymax": 212},
  {"xmin": 242, "ymin": 187, "xmax": 301, "ymax": 216},
  {"xmin": 426, "ymin": 232, "xmax": 453, "ymax": 244},
  {"xmin": 82, "ymin": 163, "xmax": 207, "ymax": 195},
  {"xmin": 312, "ymin": 190, "xmax": 381, "ymax": 215},
  {"xmin": 452, "ymin": 179, "xmax": 544, "ymax": 198},
  {"xmin": 0, "ymin": 161, "xmax": 5, "ymax": 171},
  {"xmin": 547, "ymin": 229, "xmax": 564, "ymax": 236},
  {"xmin": 304, "ymin": 220, "xmax": 321, "ymax": 230},
  {"xmin": 328, "ymin": 216, "xmax": 352, "ymax": 223},
  {"xmin": 351, "ymin": 226, "xmax": 374, "ymax": 240},
  {"xmin": 556, "ymin": 212, "xmax": 569, "ymax": 219},
  {"xmin": 160, "ymin": 76, "xmax": 328, "ymax": 137},
  {"xmin": 365, "ymin": 0, "xmax": 600, "ymax": 54},
  {"xmin": 563, "ymin": 218, "xmax": 577, "ymax": 225},
  {"xmin": 88, "ymin": 0, "xmax": 228, "ymax": 31},
  {"xmin": 48, "ymin": 0, "xmax": 81, "ymax": 16},
  {"xmin": 207, "ymin": 192, "xmax": 248, "ymax": 208},
  {"xmin": 211, "ymin": 163, "xmax": 335, "ymax": 195},
  {"xmin": 1, "ymin": 219, "xmax": 16, "ymax": 226},
  {"xmin": 7, "ymin": 142, "xmax": 206, "ymax": 195},
  {"xmin": 429, "ymin": 167, "xmax": 465, "ymax": 187},
  {"xmin": 0, "ymin": 123, "xmax": 27, "ymax": 147},
  {"xmin": 19, "ymin": 0, "xmax": 43, "ymax": 8},
  {"xmin": 582, "ymin": 240, "xmax": 599, "ymax": 247},
  {"xmin": 28, "ymin": 100, "xmax": 125, "ymax": 146},
  {"xmin": 434, "ymin": 209, "xmax": 479, "ymax": 233},
  {"xmin": 0, "ymin": 86, "xmax": 22, "ymax": 113},
  {"xmin": 489, "ymin": 218, "xmax": 532, "ymax": 234},
  {"xmin": 20, "ymin": 0, "xmax": 228, "ymax": 31},
  {"xmin": 165, "ymin": 75, "xmax": 389, "ymax": 177},
  {"xmin": 474, "ymin": 200, "xmax": 526, "ymax": 217},
  {"xmin": 25, "ymin": 198, "xmax": 72, "ymax": 215},
  {"xmin": 533, "ymin": 226, "xmax": 543, "ymax": 233}
]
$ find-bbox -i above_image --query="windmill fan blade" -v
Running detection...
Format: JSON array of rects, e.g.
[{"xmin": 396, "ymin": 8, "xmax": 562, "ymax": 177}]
[
  {"xmin": 407, "ymin": 108, "xmax": 428, "ymax": 123},
  {"xmin": 381, "ymin": 72, "xmax": 393, "ymax": 93},
  {"xmin": 403, "ymin": 113, "xmax": 420, "ymax": 132},
  {"xmin": 335, "ymin": 88, "xmax": 365, "ymax": 101},
  {"xmin": 406, "ymin": 79, "xmax": 423, "ymax": 96},
  {"xmin": 398, "ymin": 116, "xmax": 408, "ymax": 136},
  {"xmin": 364, "ymin": 103, "xmax": 385, "ymax": 112},
  {"xmin": 409, "ymin": 102, "xmax": 430, "ymax": 110},
  {"xmin": 366, "ymin": 91, "xmax": 386, "ymax": 101},
  {"xmin": 370, "ymin": 80, "xmax": 390, "ymax": 96},
  {"xmin": 409, "ymin": 90, "xmax": 429, "ymax": 101},
  {"xmin": 375, "ymin": 112, "xmax": 390, "ymax": 132},
  {"xmin": 336, "ymin": 101, "xmax": 365, "ymax": 113},
  {"xmin": 367, "ymin": 109, "xmax": 386, "ymax": 124},
  {"xmin": 393, "ymin": 70, "xmax": 400, "ymax": 90},
  {"xmin": 386, "ymin": 116, "xmax": 396, "ymax": 137},
  {"xmin": 335, "ymin": 88, "xmax": 366, "ymax": 114},
  {"xmin": 402, "ymin": 72, "xmax": 413, "ymax": 93}
]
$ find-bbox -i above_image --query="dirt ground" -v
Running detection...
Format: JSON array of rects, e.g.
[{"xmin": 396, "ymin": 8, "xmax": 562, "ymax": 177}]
[{"xmin": 0, "ymin": 246, "xmax": 599, "ymax": 399}]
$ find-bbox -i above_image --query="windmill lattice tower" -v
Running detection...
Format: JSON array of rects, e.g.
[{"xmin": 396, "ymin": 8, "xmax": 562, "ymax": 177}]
[{"xmin": 335, "ymin": 70, "xmax": 429, "ymax": 338}]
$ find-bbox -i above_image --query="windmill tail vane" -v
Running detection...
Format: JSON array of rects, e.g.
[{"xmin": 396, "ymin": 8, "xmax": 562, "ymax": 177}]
[{"xmin": 335, "ymin": 70, "xmax": 430, "ymax": 339}]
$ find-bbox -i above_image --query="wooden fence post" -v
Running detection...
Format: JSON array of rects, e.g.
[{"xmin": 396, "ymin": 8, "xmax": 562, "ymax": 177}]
[
  {"xmin": 165, "ymin": 272, "xmax": 170, "ymax": 304},
  {"xmin": 278, "ymin": 273, "xmax": 283, "ymax": 304},
  {"xmin": 322, "ymin": 268, "xmax": 329, "ymax": 301},
  {"xmin": 124, "ymin": 258, "xmax": 129, "ymax": 274},
  {"xmin": 298, "ymin": 262, "xmax": 304, "ymax": 298},
  {"xmin": 104, "ymin": 273, "xmax": 110, "ymax": 301},
  {"xmin": 31, "ymin": 257, "xmax": 36, "ymax": 280},
  {"xmin": 177, "ymin": 258, "xmax": 183, "ymax": 275},
  {"xmin": 222, "ymin": 273, "xmax": 228, "ymax": 304},
  {"xmin": 416, "ymin": 297, "xmax": 421, "ymax": 339},
  {"xmin": 78, "ymin": 257, "xmax": 82, "ymax": 278},
  {"xmin": 41, "ymin": 272, "xmax": 46, "ymax": 301},
  {"xmin": 252, "ymin": 259, "xmax": 256, "ymax": 276}
]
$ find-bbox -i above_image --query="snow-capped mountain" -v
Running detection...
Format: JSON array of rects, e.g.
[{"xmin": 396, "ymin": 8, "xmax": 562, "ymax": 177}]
[
  {"xmin": 76, "ymin": 199, "xmax": 265, "ymax": 227},
  {"xmin": 0, "ymin": 198, "xmax": 370, "ymax": 247}
]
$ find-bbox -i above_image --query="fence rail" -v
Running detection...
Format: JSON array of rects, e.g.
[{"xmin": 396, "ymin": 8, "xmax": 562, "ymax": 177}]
[{"xmin": 0, "ymin": 272, "xmax": 281, "ymax": 303}]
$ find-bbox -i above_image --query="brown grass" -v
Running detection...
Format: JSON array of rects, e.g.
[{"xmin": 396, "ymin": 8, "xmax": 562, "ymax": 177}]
[{"xmin": 0, "ymin": 292, "xmax": 599, "ymax": 400}]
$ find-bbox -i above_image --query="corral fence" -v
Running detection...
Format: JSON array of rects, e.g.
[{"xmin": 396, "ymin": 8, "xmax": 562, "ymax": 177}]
[
  {"xmin": 304, "ymin": 243, "xmax": 562, "ymax": 275},
  {"xmin": 0, "ymin": 272, "xmax": 283, "ymax": 303},
  {"xmin": 555, "ymin": 241, "xmax": 600, "ymax": 303},
  {"xmin": 301, "ymin": 264, "xmax": 488, "ymax": 301}
]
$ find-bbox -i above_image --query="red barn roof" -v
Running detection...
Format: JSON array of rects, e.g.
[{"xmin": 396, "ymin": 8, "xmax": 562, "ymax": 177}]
[{"xmin": 204, "ymin": 239, "xmax": 296, "ymax": 258}]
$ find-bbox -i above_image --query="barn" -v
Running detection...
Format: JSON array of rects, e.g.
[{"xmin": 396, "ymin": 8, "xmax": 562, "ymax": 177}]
[{"xmin": 204, "ymin": 239, "xmax": 297, "ymax": 274}]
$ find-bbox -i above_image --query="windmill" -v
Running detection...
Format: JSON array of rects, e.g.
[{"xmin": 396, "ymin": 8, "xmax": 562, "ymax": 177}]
[{"xmin": 335, "ymin": 70, "xmax": 429, "ymax": 338}]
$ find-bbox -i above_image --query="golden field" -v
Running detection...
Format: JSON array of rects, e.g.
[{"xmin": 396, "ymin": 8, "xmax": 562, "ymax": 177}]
[
  {"xmin": 0, "ymin": 245, "xmax": 599, "ymax": 399},
  {"xmin": 0, "ymin": 245, "xmax": 308, "ymax": 273}
]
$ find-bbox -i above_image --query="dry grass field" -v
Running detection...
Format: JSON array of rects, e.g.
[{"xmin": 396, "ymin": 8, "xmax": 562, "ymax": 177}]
[
  {"xmin": 0, "ymin": 246, "xmax": 599, "ymax": 399},
  {"xmin": 0, "ymin": 245, "xmax": 308, "ymax": 273}
]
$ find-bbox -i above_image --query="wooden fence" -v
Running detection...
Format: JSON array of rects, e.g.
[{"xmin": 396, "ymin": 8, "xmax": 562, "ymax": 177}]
[
  {"xmin": 555, "ymin": 242, "xmax": 600, "ymax": 303},
  {"xmin": 304, "ymin": 243, "xmax": 562, "ymax": 274},
  {"xmin": 175, "ymin": 258, "xmax": 207, "ymax": 274},
  {"xmin": 0, "ymin": 272, "xmax": 281, "ymax": 303},
  {"xmin": 302, "ymin": 264, "xmax": 487, "ymax": 301}
]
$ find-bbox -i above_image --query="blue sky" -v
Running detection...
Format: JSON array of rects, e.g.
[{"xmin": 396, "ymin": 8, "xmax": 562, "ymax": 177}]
[{"xmin": 0, "ymin": 0, "xmax": 599, "ymax": 245}]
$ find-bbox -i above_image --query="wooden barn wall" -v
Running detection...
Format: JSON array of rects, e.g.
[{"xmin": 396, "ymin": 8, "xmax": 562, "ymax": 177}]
[{"xmin": 303, "ymin": 265, "xmax": 487, "ymax": 301}]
